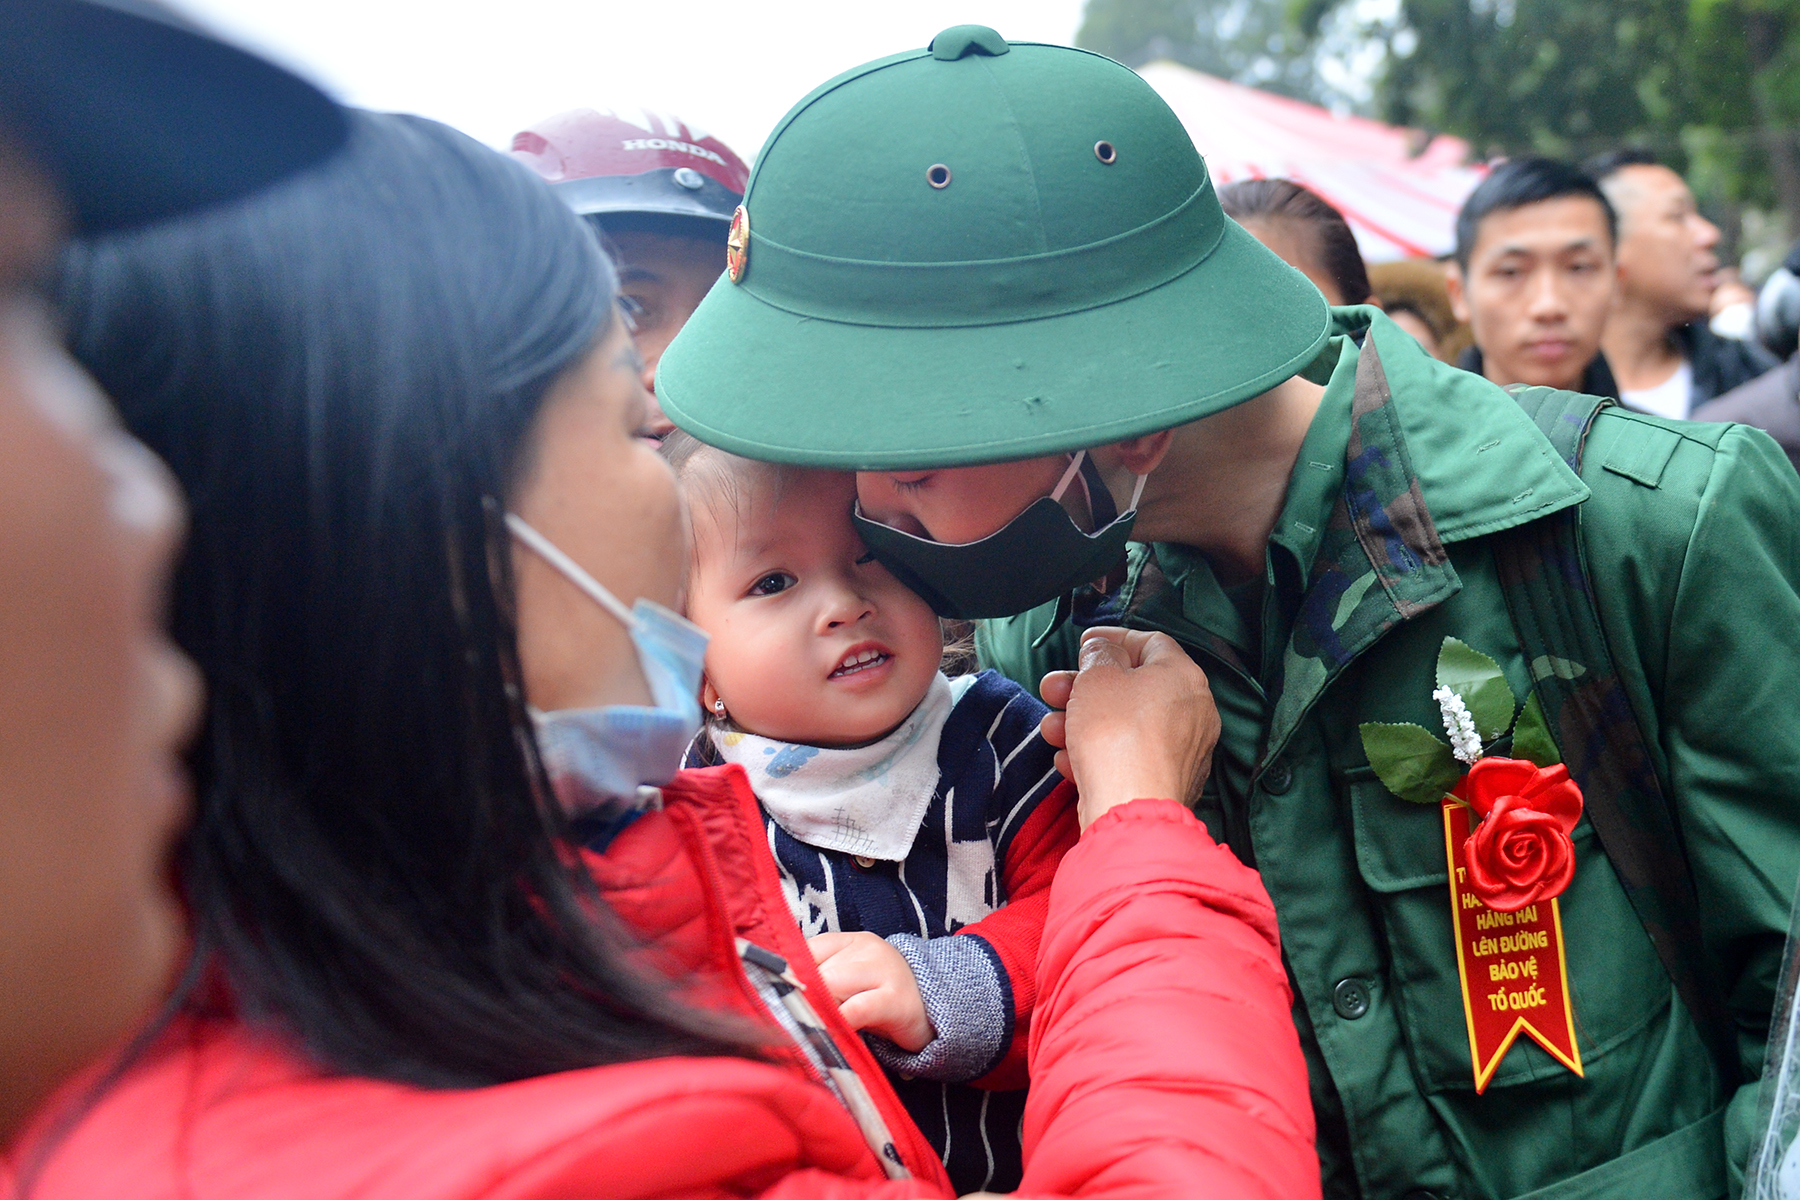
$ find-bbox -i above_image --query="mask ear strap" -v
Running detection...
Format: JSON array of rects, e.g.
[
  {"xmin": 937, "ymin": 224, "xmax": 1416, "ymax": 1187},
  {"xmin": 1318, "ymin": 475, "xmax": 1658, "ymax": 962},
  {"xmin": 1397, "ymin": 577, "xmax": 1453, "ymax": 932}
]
[
  {"xmin": 1048, "ymin": 450, "xmax": 1087, "ymax": 502},
  {"xmin": 505, "ymin": 512, "xmax": 638, "ymax": 630},
  {"xmin": 1126, "ymin": 472, "xmax": 1148, "ymax": 513}
]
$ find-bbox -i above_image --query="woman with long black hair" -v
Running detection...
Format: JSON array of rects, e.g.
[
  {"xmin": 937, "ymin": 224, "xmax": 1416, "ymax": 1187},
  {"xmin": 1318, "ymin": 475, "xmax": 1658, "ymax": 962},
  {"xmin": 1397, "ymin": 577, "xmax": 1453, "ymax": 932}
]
[
  {"xmin": 1218, "ymin": 178, "xmax": 1373, "ymax": 308},
  {"xmin": 6, "ymin": 110, "xmax": 1316, "ymax": 1199},
  {"xmin": 52, "ymin": 109, "xmax": 733, "ymax": 1091}
]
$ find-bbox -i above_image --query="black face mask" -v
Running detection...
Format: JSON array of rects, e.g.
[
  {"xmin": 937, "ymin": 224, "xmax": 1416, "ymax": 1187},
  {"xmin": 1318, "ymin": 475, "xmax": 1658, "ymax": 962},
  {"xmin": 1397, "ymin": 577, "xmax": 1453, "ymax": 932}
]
[{"xmin": 852, "ymin": 452, "xmax": 1145, "ymax": 622}]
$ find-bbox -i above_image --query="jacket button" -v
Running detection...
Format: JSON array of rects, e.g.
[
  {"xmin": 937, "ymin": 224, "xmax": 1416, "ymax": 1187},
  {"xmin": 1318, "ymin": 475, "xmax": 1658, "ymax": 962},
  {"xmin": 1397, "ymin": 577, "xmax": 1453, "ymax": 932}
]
[
  {"xmin": 1332, "ymin": 978, "xmax": 1371, "ymax": 1020},
  {"xmin": 853, "ymin": 855, "xmax": 877, "ymax": 869},
  {"xmin": 1262, "ymin": 760, "xmax": 1293, "ymax": 794}
]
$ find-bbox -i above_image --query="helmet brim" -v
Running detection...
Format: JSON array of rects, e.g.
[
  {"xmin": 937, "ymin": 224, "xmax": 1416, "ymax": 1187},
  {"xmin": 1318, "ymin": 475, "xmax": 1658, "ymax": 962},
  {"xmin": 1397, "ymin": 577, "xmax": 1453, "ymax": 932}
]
[
  {"xmin": 657, "ymin": 219, "xmax": 1332, "ymax": 469},
  {"xmin": 552, "ymin": 171, "xmax": 740, "ymax": 224}
]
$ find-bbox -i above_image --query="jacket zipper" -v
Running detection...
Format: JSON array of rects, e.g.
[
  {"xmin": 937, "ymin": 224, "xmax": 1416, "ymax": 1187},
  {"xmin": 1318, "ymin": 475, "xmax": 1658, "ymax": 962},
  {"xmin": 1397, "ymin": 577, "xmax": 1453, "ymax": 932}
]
[{"xmin": 736, "ymin": 938, "xmax": 910, "ymax": 1181}]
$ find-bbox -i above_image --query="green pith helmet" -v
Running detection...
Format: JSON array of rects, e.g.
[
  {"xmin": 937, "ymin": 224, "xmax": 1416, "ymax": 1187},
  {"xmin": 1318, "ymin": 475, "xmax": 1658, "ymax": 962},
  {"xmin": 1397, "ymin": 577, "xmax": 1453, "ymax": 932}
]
[{"xmin": 655, "ymin": 25, "xmax": 1331, "ymax": 469}]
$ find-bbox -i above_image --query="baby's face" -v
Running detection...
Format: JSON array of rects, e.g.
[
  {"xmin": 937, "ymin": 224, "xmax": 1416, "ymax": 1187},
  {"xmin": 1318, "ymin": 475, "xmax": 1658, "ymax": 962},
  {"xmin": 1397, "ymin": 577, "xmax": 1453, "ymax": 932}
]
[{"xmin": 686, "ymin": 465, "xmax": 943, "ymax": 747}]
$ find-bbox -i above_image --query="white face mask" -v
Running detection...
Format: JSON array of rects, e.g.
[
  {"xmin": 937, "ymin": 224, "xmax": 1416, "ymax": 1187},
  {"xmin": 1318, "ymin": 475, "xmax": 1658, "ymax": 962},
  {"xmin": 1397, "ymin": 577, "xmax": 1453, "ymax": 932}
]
[{"xmin": 506, "ymin": 513, "xmax": 707, "ymax": 813}]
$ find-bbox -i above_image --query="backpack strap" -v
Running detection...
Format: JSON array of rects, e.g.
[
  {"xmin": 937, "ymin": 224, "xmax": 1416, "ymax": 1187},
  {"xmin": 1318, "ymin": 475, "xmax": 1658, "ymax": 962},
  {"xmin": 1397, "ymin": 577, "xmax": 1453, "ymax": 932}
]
[{"xmin": 1495, "ymin": 385, "xmax": 1738, "ymax": 1081}]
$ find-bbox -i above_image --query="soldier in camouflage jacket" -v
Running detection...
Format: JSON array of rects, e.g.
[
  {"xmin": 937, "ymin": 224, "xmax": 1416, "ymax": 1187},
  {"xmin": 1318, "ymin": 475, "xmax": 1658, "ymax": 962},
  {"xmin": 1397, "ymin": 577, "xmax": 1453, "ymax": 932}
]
[
  {"xmin": 977, "ymin": 306, "xmax": 1800, "ymax": 1200},
  {"xmin": 647, "ymin": 30, "xmax": 1800, "ymax": 1197}
]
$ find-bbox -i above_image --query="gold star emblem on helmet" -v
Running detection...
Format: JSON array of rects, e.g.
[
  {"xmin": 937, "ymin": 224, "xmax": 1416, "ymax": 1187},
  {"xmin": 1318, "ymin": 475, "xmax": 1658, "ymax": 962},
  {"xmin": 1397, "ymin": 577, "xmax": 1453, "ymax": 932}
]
[{"xmin": 726, "ymin": 205, "xmax": 749, "ymax": 283}]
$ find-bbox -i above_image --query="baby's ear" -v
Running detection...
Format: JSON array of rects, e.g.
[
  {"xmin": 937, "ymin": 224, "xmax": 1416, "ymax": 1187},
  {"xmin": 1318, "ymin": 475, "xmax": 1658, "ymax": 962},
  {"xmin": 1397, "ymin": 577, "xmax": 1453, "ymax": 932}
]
[{"xmin": 700, "ymin": 676, "xmax": 724, "ymax": 720}]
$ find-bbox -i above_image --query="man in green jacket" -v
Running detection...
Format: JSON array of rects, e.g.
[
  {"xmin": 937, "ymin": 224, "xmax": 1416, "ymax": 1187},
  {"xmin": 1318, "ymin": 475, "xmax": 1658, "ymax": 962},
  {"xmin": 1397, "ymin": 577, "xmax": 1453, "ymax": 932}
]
[{"xmin": 658, "ymin": 26, "xmax": 1800, "ymax": 1200}]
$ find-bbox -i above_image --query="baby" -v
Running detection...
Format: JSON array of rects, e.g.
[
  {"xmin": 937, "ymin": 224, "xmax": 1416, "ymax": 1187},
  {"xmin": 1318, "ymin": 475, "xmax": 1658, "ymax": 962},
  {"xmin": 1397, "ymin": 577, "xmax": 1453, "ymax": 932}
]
[{"xmin": 663, "ymin": 432, "xmax": 1078, "ymax": 1195}]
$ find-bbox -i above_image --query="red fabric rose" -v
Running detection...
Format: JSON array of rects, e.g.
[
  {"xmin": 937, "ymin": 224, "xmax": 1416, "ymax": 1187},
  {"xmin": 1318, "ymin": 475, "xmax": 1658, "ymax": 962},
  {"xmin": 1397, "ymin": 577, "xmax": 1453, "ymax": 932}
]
[{"xmin": 1454, "ymin": 757, "xmax": 1584, "ymax": 912}]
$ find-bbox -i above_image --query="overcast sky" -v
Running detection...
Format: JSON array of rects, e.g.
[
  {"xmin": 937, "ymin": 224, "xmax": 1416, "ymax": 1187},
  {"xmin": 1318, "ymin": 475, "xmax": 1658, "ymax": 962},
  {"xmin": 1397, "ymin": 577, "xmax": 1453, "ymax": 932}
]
[{"xmin": 178, "ymin": 0, "xmax": 1087, "ymax": 161}]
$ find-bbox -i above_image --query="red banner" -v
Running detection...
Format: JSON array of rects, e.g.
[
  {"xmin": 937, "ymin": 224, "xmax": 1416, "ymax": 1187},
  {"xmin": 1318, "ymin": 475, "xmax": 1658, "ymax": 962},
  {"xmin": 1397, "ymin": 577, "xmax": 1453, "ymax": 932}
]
[{"xmin": 1442, "ymin": 799, "xmax": 1584, "ymax": 1093}]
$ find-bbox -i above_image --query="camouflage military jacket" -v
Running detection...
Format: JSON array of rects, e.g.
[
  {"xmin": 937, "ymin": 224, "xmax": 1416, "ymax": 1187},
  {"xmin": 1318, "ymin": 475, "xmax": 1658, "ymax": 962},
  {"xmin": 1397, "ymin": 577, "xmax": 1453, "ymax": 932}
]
[{"xmin": 979, "ymin": 307, "xmax": 1800, "ymax": 1200}]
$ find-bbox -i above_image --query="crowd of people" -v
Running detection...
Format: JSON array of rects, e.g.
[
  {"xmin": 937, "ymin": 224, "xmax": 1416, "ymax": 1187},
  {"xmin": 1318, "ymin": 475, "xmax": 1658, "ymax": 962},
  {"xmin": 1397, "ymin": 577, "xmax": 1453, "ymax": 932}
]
[
  {"xmin": 1226, "ymin": 148, "xmax": 1800, "ymax": 471},
  {"xmin": 6, "ymin": 4, "xmax": 1800, "ymax": 1200}
]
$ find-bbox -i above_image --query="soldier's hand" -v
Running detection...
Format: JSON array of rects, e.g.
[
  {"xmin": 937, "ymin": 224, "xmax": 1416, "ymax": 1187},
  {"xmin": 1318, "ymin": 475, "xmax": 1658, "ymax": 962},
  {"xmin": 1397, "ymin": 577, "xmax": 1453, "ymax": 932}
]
[{"xmin": 1039, "ymin": 627, "xmax": 1217, "ymax": 831}]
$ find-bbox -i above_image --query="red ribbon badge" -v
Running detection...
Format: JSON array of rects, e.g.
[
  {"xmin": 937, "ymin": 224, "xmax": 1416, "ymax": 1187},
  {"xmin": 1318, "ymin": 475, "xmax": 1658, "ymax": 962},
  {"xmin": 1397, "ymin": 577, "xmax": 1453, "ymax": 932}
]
[{"xmin": 1443, "ymin": 797, "xmax": 1584, "ymax": 1093}]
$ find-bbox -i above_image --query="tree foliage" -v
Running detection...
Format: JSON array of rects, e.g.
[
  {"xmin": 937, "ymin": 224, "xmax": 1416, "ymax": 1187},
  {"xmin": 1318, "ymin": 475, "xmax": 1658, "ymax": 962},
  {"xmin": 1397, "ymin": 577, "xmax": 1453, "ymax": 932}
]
[
  {"xmin": 1076, "ymin": 0, "xmax": 1329, "ymax": 103},
  {"xmin": 1360, "ymin": 0, "xmax": 1800, "ymax": 237},
  {"xmin": 1367, "ymin": 0, "xmax": 1800, "ymax": 229},
  {"xmin": 1372, "ymin": 0, "xmax": 1686, "ymax": 151},
  {"xmin": 1681, "ymin": 0, "xmax": 1800, "ymax": 231},
  {"xmin": 1076, "ymin": 0, "xmax": 1800, "ymax": 237}
]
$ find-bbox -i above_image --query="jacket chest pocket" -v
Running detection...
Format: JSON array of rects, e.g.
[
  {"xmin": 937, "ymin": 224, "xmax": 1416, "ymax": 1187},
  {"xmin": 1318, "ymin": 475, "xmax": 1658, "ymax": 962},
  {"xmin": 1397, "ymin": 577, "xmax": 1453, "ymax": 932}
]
[{"xmin": 1346, "ymin": 771, "xmax": 1672, "ymax": 1094}]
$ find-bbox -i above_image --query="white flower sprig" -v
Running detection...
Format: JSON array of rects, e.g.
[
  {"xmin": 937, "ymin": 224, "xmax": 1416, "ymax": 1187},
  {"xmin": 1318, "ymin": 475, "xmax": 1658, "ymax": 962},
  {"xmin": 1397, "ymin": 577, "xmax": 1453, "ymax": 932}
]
[{"xmin": 1433, "ymin": 685, "xmax": 1484, "ymax": 765}]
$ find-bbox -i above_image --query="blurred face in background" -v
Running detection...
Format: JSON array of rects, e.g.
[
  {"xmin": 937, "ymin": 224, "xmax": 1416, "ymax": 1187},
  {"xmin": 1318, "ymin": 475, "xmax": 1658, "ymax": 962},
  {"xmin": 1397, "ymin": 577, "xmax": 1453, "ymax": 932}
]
[
  {"xmin": 1446, "ymin": 196, "xmax": 1618, "ymax": 392},
  {"xmin": 1384, "ymin": 306, "xmax": 1442, "ymax": 358},
  {"xmin": 1602, "ymin": 164, "xmax": 1720, "ymax": 327},
  {"xmin": 606, "ymin": 228, "xmax": 723, "ymax": 437},
  {"xmin": 0, "ymin": 134, "xmax": 201, "ymax": 1138}
]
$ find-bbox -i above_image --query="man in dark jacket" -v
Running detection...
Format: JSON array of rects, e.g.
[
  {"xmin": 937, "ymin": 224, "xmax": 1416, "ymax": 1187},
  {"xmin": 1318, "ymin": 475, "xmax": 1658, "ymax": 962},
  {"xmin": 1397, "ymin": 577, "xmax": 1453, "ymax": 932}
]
[
  {"xmin": 1695, "ymin": 356, "xmax": 1800, "ymax": 473},
  {"xmin": 1588, "ymin": 149, "xmax": 1777, "ymax": 416},
  {"xmin": 1694, "ymin": 241, "xmax": 1800, "ymax": 473},
  {"xmin": 1446, "ymin": 159, "xmax": 1622, "ymax": 397}
]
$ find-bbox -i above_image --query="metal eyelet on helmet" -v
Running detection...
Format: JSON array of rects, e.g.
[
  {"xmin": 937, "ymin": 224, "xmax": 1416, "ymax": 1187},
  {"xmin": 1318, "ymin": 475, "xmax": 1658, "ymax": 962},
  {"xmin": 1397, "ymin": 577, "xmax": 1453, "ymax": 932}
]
[
  {"xmin": 1094, "ymin": 140, "xmax": 1117, "ymax": 164},
  {"xmin": 926, "ymin": 163, "xmax": 952, "ymax": 189}
]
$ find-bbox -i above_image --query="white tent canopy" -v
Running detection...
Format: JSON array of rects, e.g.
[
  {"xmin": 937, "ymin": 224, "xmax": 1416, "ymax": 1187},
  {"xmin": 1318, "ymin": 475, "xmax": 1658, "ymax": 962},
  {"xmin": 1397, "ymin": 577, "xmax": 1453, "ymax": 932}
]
[{"xmin": 1138, "ymin": 61, "xmax": 1485, "ymax": 262}]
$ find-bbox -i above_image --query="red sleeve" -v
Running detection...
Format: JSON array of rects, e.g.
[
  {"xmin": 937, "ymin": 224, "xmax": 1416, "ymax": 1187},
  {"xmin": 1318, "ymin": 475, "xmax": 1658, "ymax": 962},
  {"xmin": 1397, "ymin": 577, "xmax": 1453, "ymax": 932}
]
[
  {"xmin": 1015, "ymin": 799, "xmax": 1320, "ymax": 1200},
  {"xmin": 954, "ymin": 778, "xmax": 1079, "ymax": 1090}
]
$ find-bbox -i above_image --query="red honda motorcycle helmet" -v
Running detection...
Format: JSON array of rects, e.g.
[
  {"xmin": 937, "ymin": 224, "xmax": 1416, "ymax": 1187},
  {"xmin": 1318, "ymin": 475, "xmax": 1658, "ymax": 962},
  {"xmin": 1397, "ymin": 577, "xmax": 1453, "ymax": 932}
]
[{"xmin": 510, "ymin": 107, "xmax": 749, "ymax": 239}]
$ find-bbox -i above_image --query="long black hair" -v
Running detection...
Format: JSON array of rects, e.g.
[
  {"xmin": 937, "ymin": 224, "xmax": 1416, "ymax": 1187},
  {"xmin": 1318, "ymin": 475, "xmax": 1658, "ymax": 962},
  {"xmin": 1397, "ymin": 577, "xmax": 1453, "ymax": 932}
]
[
  {"xmin": 1219, "ymin": 178, "xmax": 1373, "ymax": 306},
  {"xmin": 56, "ymin": 110, "xmax": 743, "ymax": 1086}
]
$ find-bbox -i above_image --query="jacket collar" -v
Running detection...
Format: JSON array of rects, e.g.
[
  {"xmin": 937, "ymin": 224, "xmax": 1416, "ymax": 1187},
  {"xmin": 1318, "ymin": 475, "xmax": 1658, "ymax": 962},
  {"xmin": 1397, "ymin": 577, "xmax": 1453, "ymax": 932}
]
[
  {"xmin": 1332, "ymin": 307, "xmax": 1589, "ymax": 549},
  {"xmin": 1123, "ymin": 307, "xmax": 1593, "ymax": 767},
  {"xmin": 1254, "ymin": 307, "xmax": 1588, "ymax": 766}
]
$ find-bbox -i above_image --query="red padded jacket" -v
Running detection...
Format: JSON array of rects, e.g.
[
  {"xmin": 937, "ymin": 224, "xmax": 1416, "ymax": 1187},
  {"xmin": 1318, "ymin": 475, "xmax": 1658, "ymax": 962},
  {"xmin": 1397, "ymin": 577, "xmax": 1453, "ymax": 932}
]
[{"xmin": 3, "ymin": 768, "xmax": 1318, "ymax": 1199}]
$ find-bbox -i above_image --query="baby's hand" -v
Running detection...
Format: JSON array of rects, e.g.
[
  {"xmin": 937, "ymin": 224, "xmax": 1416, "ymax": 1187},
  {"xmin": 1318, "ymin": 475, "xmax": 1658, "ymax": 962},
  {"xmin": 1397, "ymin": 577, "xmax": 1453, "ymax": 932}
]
[{"xmin": 807, "ymin": 931, "xmax": 934, "ymax": 1052}]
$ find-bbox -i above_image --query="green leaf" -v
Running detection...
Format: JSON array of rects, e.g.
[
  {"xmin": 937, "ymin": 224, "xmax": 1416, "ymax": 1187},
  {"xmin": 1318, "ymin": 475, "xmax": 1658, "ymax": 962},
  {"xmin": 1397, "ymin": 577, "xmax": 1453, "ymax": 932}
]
[
  {"xmin": 1510, "ymin": 688, "xmax": 1562, "ymax": 768},
  {"xmin": 1359, "ymin": 722, "xmax": 1464, "ymax": 804},
  {"xmin": 1436, "ymin": 637, "xmax": 1516, "ymax": 741}
]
